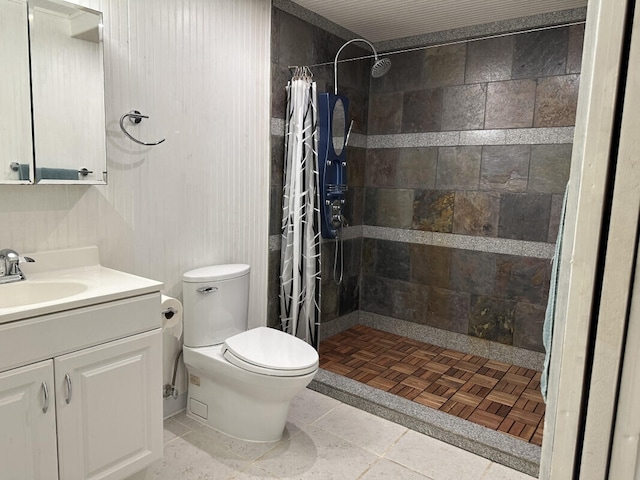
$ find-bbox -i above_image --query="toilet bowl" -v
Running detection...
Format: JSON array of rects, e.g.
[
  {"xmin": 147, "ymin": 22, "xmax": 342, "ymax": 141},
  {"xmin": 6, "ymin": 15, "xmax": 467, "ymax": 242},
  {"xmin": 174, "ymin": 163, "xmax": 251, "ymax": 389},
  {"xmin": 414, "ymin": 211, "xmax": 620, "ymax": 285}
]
[{"xmin": 182, "ymin": 264, "xmax": 318, "ymax": 442}]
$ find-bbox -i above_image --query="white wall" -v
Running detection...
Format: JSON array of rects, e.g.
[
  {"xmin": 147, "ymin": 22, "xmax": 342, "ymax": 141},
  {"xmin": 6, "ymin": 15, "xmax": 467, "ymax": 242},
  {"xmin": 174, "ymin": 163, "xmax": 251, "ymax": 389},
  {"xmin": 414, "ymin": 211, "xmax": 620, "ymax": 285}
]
[{"xmin": 0, "ymin": 0, "xmax": 271, "ymax": 396}]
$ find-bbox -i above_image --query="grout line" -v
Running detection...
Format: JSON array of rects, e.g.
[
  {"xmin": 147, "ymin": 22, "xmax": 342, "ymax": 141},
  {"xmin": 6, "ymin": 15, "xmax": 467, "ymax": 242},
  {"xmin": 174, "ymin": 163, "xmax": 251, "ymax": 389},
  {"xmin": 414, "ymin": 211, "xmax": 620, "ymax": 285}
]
[
  {"xmin": 166, "ymin": 418, "xmax": 195, "ymax": 435},
  {"xmin": 312, "ymin": 403, "xmax": 411, "ymax": 458},
  {"xmin": 479, "ymin": 461, "xmax": 494, "ymax": 480},
  {"xmin": 170, "ymin": 414, "xmax": 199, "ymax": 432},
  {"xmin": 301, "ymin": 416, "xmax": 390, "ymax": 465},
  {"xmin": 167, "ymin": 425, "xmax": 193, "ymax": 441},
  {"xmin": 309, "ymin": 402, "xmax": 341, "ymax": 425},
  {"xmin": 236, "ymin": 462, "xmax": 283, "ymax": 480},
  {"xmin": 243, "ymin": 444, "xmax": 288, "ymax": 479},
  {"xmin": 383, "ymin": 458, "xmax": 439, "ymax": 480},
  {"xmin": 354, "ymin": 458, "xmax": 383, "ymax": 480},
  {"xmin": 380, "ymin": 427, "xmax": 410, "ymax": 458},
  {"xmin": 162, "ymin": 434, "xmax": 189, "ymax": 447}
]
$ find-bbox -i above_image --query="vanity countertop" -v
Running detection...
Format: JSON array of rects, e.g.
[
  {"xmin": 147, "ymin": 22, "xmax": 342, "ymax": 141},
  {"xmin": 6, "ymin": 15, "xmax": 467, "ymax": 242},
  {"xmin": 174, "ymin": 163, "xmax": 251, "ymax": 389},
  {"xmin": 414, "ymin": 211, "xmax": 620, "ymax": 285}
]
[{"xmin": 0, "ymin": 246, "xmax": 162, "ymax": 324}]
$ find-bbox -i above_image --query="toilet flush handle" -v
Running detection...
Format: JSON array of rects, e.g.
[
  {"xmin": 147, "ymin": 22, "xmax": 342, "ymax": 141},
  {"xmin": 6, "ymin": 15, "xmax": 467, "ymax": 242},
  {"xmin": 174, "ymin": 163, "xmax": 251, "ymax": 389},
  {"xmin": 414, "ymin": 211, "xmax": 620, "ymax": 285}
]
[{"xmin": 197, "ymin": 286, "xmax": 218, "ymax": 294}]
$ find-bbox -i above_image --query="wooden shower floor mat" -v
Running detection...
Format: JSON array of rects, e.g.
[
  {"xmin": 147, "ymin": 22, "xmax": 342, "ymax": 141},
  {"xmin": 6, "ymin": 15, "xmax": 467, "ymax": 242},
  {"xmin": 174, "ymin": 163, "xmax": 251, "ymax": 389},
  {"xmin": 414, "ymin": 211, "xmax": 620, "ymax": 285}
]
[{"xmin": 319, "ymin": 324, "xmax": 544, "ymax": 446}]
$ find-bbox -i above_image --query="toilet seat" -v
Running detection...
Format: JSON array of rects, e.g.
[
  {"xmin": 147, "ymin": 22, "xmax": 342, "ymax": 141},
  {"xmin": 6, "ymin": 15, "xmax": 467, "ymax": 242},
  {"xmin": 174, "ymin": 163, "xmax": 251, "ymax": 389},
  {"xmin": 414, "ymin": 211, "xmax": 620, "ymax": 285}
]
[{"xmin": 222, "ymin": 327, "xmax": 318, "ymax": 377}]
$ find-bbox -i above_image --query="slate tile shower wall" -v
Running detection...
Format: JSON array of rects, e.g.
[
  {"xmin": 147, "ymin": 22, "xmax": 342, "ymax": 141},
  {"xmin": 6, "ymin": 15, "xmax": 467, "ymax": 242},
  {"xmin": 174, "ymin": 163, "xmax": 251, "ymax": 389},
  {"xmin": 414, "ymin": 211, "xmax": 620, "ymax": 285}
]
[
  {"xmin": 362, "ymin": 25, "xmax": 584, "ymax": 352},
  {"xmin": 268, "ymin": 5, "xmax": 584, "ymax": 355},
  {"xmin": 268, "ymin": 7, "xmax": 368, "ymax": 328}
]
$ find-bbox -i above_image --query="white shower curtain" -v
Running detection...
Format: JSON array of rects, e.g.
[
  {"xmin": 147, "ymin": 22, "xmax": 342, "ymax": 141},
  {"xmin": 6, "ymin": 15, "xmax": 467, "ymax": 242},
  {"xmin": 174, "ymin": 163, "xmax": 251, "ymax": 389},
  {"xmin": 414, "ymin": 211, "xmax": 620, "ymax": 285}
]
[{"xmin": 280, "ymin": 69, "xmax": 321, "ymax": 348}]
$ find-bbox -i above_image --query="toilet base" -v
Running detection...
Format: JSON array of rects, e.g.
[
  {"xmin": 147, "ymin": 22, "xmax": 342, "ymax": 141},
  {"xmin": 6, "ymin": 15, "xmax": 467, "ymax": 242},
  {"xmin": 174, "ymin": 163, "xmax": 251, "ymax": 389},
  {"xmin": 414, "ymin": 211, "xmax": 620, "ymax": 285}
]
[
  {"xmin": 186, "ymin": 384, "xmax": 290, "ymax": 442},
  {"xmin": 183, "ymin": 346, "xmax": 317, "ymax": 442}
]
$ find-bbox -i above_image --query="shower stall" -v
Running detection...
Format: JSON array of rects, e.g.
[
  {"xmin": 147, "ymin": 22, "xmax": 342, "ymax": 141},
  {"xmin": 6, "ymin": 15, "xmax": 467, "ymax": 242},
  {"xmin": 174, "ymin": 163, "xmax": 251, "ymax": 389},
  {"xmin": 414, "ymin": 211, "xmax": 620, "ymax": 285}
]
[{"xmin": 269, "ymin": 4, "xmax": 584, "ymax": 476}]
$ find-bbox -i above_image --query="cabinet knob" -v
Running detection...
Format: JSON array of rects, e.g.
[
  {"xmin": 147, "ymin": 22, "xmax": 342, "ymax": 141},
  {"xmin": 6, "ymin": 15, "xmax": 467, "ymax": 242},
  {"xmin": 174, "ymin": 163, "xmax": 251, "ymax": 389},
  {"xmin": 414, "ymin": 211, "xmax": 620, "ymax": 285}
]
[
  {"xmin": 64, "ymin": 373, "xmax": 73, "ymax": 404},
  {"xmin": 42, "ymin": 381, "xmax": 49, "ymax": 413}
]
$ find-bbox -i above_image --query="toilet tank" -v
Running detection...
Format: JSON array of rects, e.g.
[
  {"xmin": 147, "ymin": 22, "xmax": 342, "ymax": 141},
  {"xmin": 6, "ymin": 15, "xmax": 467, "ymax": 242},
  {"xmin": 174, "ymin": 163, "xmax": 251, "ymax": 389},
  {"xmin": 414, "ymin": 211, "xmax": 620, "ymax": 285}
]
[{"xmin": 182, "ymin": 264, "xmax": 250, "ymax": 347}]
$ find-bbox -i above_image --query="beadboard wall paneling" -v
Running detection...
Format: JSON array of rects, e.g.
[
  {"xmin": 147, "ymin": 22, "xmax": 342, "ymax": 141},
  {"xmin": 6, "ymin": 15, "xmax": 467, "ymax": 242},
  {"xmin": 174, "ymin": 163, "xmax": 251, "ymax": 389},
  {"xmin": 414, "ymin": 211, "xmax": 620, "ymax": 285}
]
[{"xmin": 0, "ymin": 0, "xmax": 271, "ymax": 391}]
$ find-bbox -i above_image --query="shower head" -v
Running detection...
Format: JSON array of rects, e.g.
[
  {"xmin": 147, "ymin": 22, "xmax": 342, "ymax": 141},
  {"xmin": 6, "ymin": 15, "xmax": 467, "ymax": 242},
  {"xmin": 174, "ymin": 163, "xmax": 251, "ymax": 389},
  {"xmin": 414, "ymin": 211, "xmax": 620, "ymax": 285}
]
[
  {"xmin": 371, "ymin": 57, "xmax": 391, "ymax": 78},
  {"xmin": 334, "ymin": 38, "xmax": 391, "ymax": 95}
]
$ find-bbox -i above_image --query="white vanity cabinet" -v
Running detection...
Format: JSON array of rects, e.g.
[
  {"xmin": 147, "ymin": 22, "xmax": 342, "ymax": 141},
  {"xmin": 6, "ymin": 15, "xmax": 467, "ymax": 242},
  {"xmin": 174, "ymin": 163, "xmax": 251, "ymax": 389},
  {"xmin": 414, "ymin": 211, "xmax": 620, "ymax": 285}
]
[
  {"xmin": 0, "ymin": 329, "xmax": 161, "ymax": 480},
  {"xmin": 56, "ymin": 329, "xmax": 162, "ymax": 480},
  {"xmin": 0, "ymin": 360, "xmax": 58, "ymax": 480},
  {"xmin": 0, "ymin": 247, "xmax": 164, "ymax": 480},
  {"xmin": 0, "ymin": 328, "xmax": 162, "ymax": 480}
]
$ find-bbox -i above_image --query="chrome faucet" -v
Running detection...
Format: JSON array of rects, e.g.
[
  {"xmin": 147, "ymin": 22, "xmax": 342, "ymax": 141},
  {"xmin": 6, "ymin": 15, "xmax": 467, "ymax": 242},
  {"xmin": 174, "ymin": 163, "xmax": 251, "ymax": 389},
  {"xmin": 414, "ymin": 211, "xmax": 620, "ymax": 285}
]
[{"xmin": 0, "ymin": 249, "xmax": 35, "ymax": 284}]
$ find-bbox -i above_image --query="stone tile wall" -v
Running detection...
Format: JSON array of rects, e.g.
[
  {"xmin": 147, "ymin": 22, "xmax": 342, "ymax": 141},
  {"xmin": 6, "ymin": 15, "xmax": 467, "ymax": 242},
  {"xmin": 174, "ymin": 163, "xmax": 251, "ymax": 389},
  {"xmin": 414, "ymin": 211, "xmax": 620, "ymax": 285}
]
[
  {"xmin": 361, "ymin": 25, "xmax": 583, "ymax": 352},
  {"xmin": 361, "ymin": 238, "xmax": 551, "ymax": 351},
  {"xmin": 268, "ymin": 5, "xmax": 584, "ymax": 354}
]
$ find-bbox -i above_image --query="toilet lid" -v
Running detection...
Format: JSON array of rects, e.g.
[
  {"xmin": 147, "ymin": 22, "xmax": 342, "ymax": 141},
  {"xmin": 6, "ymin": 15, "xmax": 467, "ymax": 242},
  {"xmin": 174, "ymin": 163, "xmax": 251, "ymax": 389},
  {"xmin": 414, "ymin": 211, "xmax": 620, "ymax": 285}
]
[
  {"xmin": 222, "ymin": 327, "xmax": 319, "ymax": 377},
  {"xmin": 183, "ymin": 264, "xmax": 250, "ymax": 282}
]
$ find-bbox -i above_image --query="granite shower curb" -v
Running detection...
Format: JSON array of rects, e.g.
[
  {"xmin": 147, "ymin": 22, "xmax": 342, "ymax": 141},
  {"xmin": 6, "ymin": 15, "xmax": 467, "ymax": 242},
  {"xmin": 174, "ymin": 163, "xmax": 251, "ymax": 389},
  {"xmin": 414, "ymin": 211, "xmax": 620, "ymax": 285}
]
[{"xmin": 309, "ymin": 368, "xmax": 541, "ymax": 477}]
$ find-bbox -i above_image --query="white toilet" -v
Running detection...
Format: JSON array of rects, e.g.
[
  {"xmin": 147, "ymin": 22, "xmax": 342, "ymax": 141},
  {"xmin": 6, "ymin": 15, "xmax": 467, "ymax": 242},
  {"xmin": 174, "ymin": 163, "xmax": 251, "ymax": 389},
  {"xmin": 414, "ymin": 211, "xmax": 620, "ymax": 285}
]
[{"xmin": 182, "ymin": 264, "xmax": 319, "ymax": 442}]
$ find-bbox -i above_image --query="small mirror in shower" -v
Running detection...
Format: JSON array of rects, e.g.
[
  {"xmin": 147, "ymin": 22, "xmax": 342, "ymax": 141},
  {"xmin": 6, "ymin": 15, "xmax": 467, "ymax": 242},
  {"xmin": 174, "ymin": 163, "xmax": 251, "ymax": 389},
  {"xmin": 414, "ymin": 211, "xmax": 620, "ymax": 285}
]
[{"xmin": 332, "ymin": 98, "xmax": 346, "ymax": 156}]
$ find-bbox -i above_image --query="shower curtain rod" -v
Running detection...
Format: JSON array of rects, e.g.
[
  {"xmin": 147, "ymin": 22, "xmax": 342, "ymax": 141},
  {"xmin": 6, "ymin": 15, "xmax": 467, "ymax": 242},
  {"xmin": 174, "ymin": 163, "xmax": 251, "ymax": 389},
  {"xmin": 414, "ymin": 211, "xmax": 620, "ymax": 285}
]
[{"xmin": 288, "ymin": 20, "xmax": 585, "ymax": 70}]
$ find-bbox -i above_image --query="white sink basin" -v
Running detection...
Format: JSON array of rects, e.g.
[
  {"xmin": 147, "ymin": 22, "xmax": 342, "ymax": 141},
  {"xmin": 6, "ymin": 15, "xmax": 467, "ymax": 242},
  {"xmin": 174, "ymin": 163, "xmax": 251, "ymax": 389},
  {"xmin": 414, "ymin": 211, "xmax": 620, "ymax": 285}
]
[
  {"xmin": 0, "ymin": 280, "xmax": 89, "ymax": 308},
  {"xmin": 0, "ymin": 247, "xmax": 163, "ymax": 324}
]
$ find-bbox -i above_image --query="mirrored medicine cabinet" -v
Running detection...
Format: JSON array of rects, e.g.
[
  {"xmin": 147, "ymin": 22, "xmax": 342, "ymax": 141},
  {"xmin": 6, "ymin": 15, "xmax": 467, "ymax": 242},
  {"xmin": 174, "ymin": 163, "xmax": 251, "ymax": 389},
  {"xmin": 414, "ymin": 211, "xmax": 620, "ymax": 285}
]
[{"xmin": 1, "ymin": 0, "xmax": 107, "ymax": 185}]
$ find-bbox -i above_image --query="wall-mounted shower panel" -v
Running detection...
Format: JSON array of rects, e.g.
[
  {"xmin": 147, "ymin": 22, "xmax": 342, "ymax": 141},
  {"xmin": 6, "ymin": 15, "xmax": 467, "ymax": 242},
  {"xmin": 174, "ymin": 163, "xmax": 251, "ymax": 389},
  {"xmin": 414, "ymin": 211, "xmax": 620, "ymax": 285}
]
[{"xmin": 318, "ymin": 92, "xmax": 349, "ymax": 239}]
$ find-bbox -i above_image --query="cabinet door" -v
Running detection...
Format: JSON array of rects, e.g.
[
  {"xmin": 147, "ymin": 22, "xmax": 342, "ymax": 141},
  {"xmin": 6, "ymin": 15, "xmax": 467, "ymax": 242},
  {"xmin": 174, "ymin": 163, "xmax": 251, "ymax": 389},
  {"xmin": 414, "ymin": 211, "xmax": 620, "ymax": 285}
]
[
  {"xmin": 55, "ymin": 330, "xmax": 162, "ymax": 480},
  {"xmin": 0, "ymin": 360, "xmax": 58, "ymax": 480}
]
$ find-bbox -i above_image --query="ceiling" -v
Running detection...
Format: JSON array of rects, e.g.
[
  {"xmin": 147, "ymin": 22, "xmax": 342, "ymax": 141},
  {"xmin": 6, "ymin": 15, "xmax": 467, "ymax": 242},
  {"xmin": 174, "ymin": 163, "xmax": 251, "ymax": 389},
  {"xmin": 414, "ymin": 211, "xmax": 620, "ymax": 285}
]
[{"xmin": 290, "ymin": 0, "xmax": 587, "ymax": 43}]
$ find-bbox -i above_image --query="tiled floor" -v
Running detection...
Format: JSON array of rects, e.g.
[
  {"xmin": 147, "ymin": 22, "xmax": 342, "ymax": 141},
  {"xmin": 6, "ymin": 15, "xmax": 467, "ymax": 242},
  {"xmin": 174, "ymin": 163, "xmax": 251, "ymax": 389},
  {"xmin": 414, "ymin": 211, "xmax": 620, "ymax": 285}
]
[
  {"xmin": 320, "ymin": 325, "xmax": 545, "ymax": 446},
  {"xmin": 147, "ymin": 388, "xmax": 536, "ymax": 479}
]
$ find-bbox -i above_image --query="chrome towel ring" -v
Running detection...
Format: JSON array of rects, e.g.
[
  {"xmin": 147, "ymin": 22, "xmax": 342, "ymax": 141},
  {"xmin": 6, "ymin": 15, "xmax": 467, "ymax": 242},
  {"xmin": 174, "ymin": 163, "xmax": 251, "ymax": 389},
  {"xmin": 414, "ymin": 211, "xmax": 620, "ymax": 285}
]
[{"xmin": 119, "ymin": 110, "xmax": 165, "ymax": 146}]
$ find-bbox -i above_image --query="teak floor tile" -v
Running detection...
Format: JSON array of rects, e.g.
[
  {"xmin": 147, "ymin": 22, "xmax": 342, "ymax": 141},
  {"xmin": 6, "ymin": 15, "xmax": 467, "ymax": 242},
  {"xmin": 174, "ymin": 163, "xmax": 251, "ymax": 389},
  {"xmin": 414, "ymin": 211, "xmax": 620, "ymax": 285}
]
[{"xmin": 320, "ymin": 325, "xmax": 545, "ymax": 446}]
